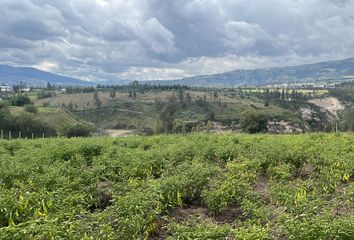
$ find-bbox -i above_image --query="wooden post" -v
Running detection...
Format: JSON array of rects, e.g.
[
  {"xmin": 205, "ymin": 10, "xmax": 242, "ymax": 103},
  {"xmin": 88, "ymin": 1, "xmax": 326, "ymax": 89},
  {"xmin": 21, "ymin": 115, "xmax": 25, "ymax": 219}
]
[
  {"xmin": 42, "ymin": 133, "xmax": 45, "ymax": 139},
  {"xmin": 1, "ymin": 130, "xmax": 3, "ymax": 140},
  {"xmin": 9, "ymin": 131, "xmax": 11, "ymax": 140},
  {"xmin": 336, "ymin": 121, "xmax": 338, "ymax": 133},
  {"xmin": 32, "ymin": 133, "xmax": 34, "ymax": 139},
  {"xmin": 19, "ymin": 131, "xmax": 21, "ymax": 139}
]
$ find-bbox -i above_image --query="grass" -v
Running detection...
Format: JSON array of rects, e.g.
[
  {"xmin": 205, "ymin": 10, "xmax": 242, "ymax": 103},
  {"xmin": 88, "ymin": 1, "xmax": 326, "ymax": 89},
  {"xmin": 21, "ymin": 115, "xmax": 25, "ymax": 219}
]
[
  {"xmin": 8, "ymin": 106, "xmax": 79, "ymax": 132},
  {"xmin": 33, "ymin": 90, "xmax": 307, "ymax": 130},
  {"xmin": 33, "ymin": 90, "xmax": 258, "ymax": 110}
]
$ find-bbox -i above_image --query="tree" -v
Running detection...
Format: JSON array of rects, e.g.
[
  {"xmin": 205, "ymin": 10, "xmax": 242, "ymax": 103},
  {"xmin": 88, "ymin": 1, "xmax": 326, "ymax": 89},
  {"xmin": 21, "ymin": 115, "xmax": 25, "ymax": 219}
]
[
  {"xmin": 213, "ymin": 91, "xmax": 218, "ymax": 102},
  {"xmin": 0, "ymin": 101, "xmax": 16, "ymax": 132},
  {"xmin": 240, "ymin": 112, "xmax": 268, "ymax": 133},
  {"xmin": 12, "ymin": 81, "xmax": 26, "ymax": 93},
  {"xmin": 132, "ymin": 80, "xmax": 140, "ymax": 86},
  {"xmin": 93, "ymin": 90, "xmax": 101, "ymax": 108},
  {"xmin": 61, "ymin": 122, "xmax": 95, "ymax": 138},
  {"xmin": 339, "ymin": 109, "xmax": 354, "ymax": 132},
  {"xmin": 207, "ymin": 111, "xmax": 215, "ymax": 121},
  {"xmin": 110, "ymin": 89, "xmax": 116, "ymax": 99},
  {"xmin": 206, "ymin": 120, "xmax": 212, "ymax": 133},
  {"xmin": 178, "ymin": 88, "xmax": 184, "ymax": 104},
  {"xmin": 14, "ymin": 112, "xmax": 56, "ymax": 137},
  {"xmin": 10, "ymin": 95, "xmax": 32, "ymax": 106},
  {"xmin": 181, "ymin": 122, "xmax": 186, "ymax": 134},
  {"xmin": 159, "ymin": 103, "xmax": 179, "ymax": 133},
  {"xmin": 47, "ymin": 82, "xmax": 53, "ymax": 90},
  {"xmin": 154, "ymin": 113, "xmax": 163, "ymax": 134},
  {"xmin": 24, "ymin": 104, "xmax": 38, "ymax": 114},
  {"xmin": 186, "ymin": 93, "xmax": 192, "ymax": 105},
  {"xmin": 68, "ymin": 102, "xmax": 74, "ymax": 112}
]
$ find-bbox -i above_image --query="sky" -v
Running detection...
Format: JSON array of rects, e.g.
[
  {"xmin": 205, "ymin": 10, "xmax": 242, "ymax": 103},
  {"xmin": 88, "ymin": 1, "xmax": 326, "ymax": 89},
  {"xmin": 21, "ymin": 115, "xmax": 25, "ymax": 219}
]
[{"xmin": 1, "ymin": 0, "xmax": 354, "ymax": 81}]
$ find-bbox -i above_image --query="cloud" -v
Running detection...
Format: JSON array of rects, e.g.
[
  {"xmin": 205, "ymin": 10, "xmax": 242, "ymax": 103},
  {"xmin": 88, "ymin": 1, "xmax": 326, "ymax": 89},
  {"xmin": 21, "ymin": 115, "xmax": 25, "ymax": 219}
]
[
  {"xmin": 0, "ymin": 0, "xmax": 354, "ymax": 81},
  {"xmin": 33, "ymin": 61, "xmax": 59, "ymax": 72}
]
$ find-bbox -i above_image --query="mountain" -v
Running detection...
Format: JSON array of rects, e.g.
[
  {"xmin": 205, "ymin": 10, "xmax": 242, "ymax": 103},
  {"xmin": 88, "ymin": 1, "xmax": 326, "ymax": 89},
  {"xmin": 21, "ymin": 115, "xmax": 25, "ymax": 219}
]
[
  {"xmin": 145, "ymin": 57, "xmax": 354, "ymax": 87},
  {"xmin": 2, "ymin": 57, "xmax": 354, "ymax": 88},
  {"xmin": 0, "ymin": 65, "xmax": 95, "ymax": 87}
]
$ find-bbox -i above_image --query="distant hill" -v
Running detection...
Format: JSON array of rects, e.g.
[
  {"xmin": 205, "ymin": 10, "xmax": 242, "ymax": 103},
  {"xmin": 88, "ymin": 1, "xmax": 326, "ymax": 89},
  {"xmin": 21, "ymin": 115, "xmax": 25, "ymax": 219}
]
[
  {"xmin": 145, "ymin": 57, "xmax": 354, "ymax": 87},
  {"xmin": 0, "ymin": 65, "xmax": 95, "ymax": 87},
  {"xmin": 2, "ymin": 57, "xmax": 354, "ymax": 88}
]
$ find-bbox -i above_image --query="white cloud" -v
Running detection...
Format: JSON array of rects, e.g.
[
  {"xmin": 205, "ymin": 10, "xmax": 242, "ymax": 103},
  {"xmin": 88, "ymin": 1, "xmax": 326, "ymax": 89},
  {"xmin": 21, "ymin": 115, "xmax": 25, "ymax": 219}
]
[
  {"xmin": 33, "ymin": 61, "xmax": 59, "ymax": 72},
  {"xmin": 0, "ymin": 0, "xmax": 354, "ymax": 81}
]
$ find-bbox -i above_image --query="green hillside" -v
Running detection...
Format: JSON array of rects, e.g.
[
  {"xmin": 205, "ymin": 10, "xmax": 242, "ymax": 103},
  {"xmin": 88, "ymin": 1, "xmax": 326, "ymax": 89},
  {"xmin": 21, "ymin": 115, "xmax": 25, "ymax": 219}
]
[
  {"xmin": 10, "ymin": 107, "xmax": 78, "ymax": 130},
  {"xmin": 33, "ymin": 89, "xmax": 312, "ymax": 132},
  {"xmin": 0, "ymin": 134, "xmax": 353, "ymax": 239},
  {"xmin": 0, "ymin": 104, "xmax": 80, "ymax": 139}
]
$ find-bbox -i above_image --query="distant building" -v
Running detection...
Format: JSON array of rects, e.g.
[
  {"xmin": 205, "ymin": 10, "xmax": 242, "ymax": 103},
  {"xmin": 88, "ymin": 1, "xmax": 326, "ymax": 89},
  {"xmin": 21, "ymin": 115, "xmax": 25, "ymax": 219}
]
[
  {"xmin": 20, "ymin": 88, "xmax": 31, "ymax": 92},
  {"xmin": 0, "ymin": 85, "xmax": 12, "ymax": 92}
]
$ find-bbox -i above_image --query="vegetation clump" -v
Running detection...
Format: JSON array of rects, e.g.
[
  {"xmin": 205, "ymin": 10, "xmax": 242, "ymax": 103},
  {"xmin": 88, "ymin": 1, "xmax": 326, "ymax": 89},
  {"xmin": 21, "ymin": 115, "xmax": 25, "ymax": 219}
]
[
  {"xmin": 240, "ymin": 111, "xmax": 268, "ymax": 133},
  {"xmin": 61, "ymin": 122, "xmax": 96, "ymax": 138}
]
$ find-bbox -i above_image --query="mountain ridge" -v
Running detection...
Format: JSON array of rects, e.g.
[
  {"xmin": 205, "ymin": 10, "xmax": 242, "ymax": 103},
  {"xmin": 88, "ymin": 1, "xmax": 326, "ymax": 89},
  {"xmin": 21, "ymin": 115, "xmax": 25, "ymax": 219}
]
[
  {"xmin": 0, "ymin": 64, "xmax": 95, "ymax": 87},
  {"xmin": 1, "ymin": 57, "xmax": 354, "ymax": 87},
  {"xmin": 144, "ymin": 57, "xmax": 354, "ymax": 87}
]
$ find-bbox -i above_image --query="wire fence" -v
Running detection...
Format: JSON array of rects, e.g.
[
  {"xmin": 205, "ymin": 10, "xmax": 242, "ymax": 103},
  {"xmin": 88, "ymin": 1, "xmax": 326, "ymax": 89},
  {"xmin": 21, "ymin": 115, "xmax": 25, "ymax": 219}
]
[{"xmin": 0, "ymin": 130, "xmax": 58, "ymax": 140}]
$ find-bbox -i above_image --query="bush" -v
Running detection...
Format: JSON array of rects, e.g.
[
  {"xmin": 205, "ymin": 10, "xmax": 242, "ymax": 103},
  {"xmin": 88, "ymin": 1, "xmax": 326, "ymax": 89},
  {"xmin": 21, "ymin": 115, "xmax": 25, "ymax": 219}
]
[
  {"xmin": 0, "ymin": 100, "xmax": 8, "ymax": 110},
  {"xmin": 10, "ymin": 95, "xmax": 32, "ymax": 106},
  {"xmin": 240, "ymin": 111, "xmax": 268, "ymax": 133},
  {"xmin": 24, "ymin": 105, "xmax": 38, "ymax": 114},
  {"xmin": 15, "ymin": 112, "xmax": 56, "ymax": 137},
  {"xmin": 0, "ymin": 105, "xmax": 15, "ymax": 132},
  {"xmin": 61, "ymin": 122, "xmax": 95, "ymax": 137},
  {"xmin": 339, "ymin": 109, "xmax": 354, "ymax": 132},
  {"xmin": 37, "ymin": 90, "xmax": 55, "ymax": 100}
]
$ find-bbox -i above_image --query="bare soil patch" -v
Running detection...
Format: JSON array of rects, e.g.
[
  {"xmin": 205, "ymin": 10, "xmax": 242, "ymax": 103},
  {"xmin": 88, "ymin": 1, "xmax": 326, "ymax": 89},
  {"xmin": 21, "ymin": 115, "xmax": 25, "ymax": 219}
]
[
  {"xmin": 308, "ymin": 97, "xmax": 345, "ymax": 116},
  {"xmin": 105, "ymin": 129, "xmax": 136, "ymax": 137}
]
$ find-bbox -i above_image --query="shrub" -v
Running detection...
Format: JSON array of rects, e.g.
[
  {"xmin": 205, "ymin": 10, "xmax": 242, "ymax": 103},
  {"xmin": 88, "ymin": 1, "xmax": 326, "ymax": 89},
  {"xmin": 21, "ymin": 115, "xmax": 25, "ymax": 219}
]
[
  {"xmin": 240, "ymin": 111, "xmax": 268, "ymax": 133},
  {"xmin": 0, "ymin": 100, "xmax": 8, "ymax": 110},
  {"xmin": 61, "ymin": 122, "xmax": 96, "ymax": 137},
  {"xmin": 10, "ymin": 95, "xmax": 32, "ymax": 106},
  {"xmin": 24, "ymin": 104, "xmax": 38, "ymax": 114},
  {"xmin": 37, "ymin": 90, "xmax": 55, "ymax": 100},
  {"xmin": 15, "ymin": 112, "xmax": 56, "ymax": 137}
]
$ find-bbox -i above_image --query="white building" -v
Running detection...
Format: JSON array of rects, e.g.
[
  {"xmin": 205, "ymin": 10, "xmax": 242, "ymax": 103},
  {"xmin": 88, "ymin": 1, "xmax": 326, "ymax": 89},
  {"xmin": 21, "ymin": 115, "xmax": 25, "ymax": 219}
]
[
  {"xmin": 0, "ymin": 85, "xmax": 12, "ymax": 92},
  {"xmin": 20, "ymin": 88, "xmax": 31, "ymax": 92}
]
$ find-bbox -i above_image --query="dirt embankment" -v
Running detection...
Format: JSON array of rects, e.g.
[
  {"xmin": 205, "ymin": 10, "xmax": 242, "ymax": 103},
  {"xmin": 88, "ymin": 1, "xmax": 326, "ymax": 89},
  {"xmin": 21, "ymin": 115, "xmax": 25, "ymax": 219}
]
[{"xmin": 308, "ymin": 97, "xmax": 345, "ymax": 117}]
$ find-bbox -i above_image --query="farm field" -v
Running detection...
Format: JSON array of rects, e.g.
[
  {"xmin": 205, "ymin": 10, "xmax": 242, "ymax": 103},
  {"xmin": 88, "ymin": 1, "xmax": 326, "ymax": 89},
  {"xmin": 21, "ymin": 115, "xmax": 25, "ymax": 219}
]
[{"xmin": 0, "ymin": 133, "xmax": 354, "ymax": 239}]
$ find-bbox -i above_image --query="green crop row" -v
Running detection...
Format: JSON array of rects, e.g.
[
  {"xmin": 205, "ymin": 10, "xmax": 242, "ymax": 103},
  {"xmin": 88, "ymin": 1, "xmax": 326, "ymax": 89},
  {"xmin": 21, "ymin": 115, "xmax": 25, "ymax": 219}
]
[{"xmin": 0, "ymin": 133, "xmax": 353, "ymax": 239}]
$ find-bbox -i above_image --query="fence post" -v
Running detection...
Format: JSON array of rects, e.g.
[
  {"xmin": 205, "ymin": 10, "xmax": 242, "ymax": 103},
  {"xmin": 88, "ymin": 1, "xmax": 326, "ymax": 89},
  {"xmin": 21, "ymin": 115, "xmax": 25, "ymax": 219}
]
[
  {"xmin": 32, "ymin": 133, "xmax": 34, "ymax": 139},
  {"xmin": 9, "ymin": 131, "xmax": 11, "ymax": 140},
  {"xmin": 19, "ymin": 131, "xmax": 21, "ymax": 139},
  {"xmin": 1, "ymin": 130, "xmax": 3, "ymax": 140}
]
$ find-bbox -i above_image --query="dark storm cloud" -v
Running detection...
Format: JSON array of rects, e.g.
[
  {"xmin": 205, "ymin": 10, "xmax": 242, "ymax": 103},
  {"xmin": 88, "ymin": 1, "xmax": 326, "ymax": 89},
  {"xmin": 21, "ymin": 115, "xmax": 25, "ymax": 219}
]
[{"xmin": 0, "ymin": 0, "xmax": 354, "ymax": 80}]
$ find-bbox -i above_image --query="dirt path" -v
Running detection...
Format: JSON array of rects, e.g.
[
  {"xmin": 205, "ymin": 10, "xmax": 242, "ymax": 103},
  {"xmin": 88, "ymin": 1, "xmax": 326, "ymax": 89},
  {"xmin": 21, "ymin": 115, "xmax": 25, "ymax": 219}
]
[{"xmin": 105, "ymin": 129, "xmax": 136, "ymax": 137}]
